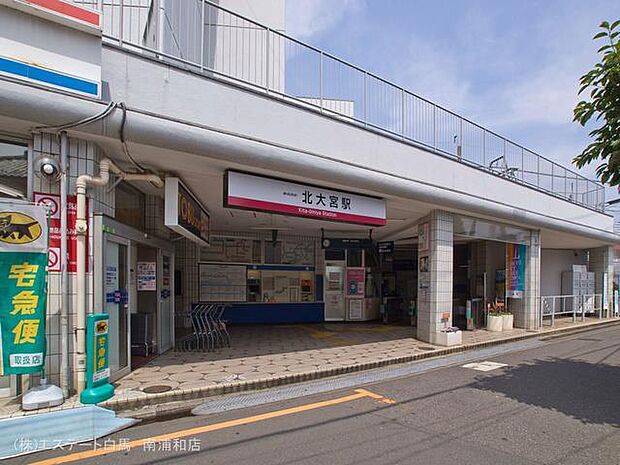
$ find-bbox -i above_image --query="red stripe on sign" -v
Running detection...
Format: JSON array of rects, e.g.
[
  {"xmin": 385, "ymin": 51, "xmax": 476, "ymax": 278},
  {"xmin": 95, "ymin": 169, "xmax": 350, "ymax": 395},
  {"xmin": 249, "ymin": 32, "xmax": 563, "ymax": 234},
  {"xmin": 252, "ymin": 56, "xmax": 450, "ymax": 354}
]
[
  {"xmin": 24, "ymin": 0, "xmax": 100, "ymax": 27},
  {"xmin": 227, "ymin": 196, "xmax": 387, "ymax": 226}
]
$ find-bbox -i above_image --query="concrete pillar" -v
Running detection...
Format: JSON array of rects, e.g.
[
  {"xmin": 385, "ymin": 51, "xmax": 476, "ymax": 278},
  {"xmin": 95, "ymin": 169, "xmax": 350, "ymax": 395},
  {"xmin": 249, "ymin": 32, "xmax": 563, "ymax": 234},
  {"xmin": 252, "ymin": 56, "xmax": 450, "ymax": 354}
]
[
  {"xmin": 417, "ymin": 210, "xmax": 455, "ymax": 345},
  {"xmin": 588, "ymin": 246, "xmax": 614, "ymax": 317},
  {"xmin": 513, "ymin": 230, "xmax": 541, "ymax": 330}
]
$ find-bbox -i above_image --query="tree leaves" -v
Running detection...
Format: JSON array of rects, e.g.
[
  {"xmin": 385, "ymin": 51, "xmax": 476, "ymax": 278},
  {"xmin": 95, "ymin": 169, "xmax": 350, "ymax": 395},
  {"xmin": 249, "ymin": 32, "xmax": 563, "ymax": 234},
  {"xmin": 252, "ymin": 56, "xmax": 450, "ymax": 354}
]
[{"xmin": 573, "ymin": 20, "xmax": 620, "ymax": 187}]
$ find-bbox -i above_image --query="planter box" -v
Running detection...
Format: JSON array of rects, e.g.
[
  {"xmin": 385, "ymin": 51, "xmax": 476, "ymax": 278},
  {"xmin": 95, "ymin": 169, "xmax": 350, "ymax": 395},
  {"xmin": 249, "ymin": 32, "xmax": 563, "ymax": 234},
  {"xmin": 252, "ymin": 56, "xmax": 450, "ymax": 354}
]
[
  {"xmin": 502, "ymin": 314, "xmax": 514, "ymax": 331},
  {"xmin": 487, "ymin": 315, "xmax": 503, "ymax": 332},
  {"xmin": 434, "ymin": 330, "xmax": 462, "ymax": 346}
]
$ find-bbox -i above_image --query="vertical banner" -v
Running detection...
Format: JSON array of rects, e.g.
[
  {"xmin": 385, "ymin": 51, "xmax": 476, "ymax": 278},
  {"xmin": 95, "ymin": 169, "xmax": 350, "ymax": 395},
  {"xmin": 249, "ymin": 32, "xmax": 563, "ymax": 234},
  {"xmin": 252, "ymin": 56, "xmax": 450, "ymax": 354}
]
[
  {"xmin": 506, "ymin": 243, "xmax": 526, "ymax": 299},
  {"xmin": 81, "ymin": 313, "xmax": 114, "ymax": 404},
  {"xmin": 0, "ymin": 202, "xmax": 49, "ymax": 375},
  {"xmin": 87, "ymin": 314, "xmax": 110, "ymax": 385},
  {"xmin": 33, "ymin": 192, "xmax": 88, "ymax": 273}
]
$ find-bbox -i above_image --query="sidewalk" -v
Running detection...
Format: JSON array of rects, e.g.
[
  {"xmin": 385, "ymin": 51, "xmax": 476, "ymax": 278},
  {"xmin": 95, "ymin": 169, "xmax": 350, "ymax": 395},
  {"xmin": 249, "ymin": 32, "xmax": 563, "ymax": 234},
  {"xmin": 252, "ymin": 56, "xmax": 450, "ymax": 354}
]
[{"xmin": 1, "ymin": 317, "xmax": 618, "ymax": 419}]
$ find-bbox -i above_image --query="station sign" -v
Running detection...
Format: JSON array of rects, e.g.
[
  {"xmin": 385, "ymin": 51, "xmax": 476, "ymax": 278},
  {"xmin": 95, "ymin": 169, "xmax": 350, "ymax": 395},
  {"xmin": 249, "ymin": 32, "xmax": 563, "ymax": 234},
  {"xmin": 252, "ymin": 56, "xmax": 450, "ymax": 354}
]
[
  {"xmin": 225, "ymin": 170, "xmax": 386, "ymax": 226},
  {"xmin": 164, "ymin": 177, "xmax": 210, "ymax": 247}
]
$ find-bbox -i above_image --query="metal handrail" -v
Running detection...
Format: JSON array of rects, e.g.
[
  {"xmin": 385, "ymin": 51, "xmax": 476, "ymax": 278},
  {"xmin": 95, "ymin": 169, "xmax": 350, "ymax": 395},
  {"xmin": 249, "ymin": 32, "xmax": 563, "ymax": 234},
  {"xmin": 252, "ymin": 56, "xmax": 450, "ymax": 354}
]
[
  {"xmin": 540, "ymin": 294, "xmax": 604, "ymax": 327},
  {"xmin": 75, "ymin": 0, "xmax": 606, "ymax": 212}
]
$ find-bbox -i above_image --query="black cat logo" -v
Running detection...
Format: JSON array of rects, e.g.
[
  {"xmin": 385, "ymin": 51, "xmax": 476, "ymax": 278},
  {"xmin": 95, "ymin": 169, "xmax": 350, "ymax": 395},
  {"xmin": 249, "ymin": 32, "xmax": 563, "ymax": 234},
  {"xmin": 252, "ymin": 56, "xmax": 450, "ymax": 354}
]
[
  {"xmin": 96, "ymin": 320, "xmax": 108, "ymax": 335},
  {"xmin": 0, "ymin": 212, "xmax": 42, "ymax": 245}
]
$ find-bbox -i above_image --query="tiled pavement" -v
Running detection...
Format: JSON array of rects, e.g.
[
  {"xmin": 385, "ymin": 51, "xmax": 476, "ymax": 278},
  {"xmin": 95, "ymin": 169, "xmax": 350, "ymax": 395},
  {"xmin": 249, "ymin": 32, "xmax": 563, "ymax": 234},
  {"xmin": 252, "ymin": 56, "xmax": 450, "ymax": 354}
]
[{"xmin": 1, "ymin": 317, "xmax": 618, "ymax": 418}]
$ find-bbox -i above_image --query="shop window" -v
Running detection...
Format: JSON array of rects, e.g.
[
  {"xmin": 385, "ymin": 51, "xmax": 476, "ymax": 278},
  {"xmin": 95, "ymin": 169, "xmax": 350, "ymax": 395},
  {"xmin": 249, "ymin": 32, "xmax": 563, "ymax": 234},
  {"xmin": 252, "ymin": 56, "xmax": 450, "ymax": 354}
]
[
  {"xmin": 115, "ymin": 181, "xmax": 145, "ymax": 231},
  {"xmin": 0, "ymin": 140, "xmax": 28, "ymax": 199}
]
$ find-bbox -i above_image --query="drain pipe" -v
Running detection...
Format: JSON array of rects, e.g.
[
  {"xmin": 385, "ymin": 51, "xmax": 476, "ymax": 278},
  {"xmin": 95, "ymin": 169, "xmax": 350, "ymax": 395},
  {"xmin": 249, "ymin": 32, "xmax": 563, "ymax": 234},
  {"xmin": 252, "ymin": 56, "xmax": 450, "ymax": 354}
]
[
  {"xmin": 74, "ymin": 158, "xmax": 163, "ymax": 393},
  {"xmin": 59, "ymin": 132, "xmax": 70, "ymax": 397}
]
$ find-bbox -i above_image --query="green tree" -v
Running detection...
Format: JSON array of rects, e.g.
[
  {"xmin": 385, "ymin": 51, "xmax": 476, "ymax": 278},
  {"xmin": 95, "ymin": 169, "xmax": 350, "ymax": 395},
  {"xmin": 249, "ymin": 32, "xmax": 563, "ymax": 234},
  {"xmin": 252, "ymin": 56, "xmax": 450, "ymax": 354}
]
[{"xmin": 573, "ymin": 20, "xmax": 620, "ymax": 186}]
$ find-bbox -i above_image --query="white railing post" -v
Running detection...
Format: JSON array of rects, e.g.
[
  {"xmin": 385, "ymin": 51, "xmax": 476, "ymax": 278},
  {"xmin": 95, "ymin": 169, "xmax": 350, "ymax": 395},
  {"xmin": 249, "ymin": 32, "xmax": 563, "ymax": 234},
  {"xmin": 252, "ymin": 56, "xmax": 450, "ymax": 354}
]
[
  {"xmin": 363, "ymin": 71, "xmax": 368, "ymax": 127},
  {"xmin": 265, "ymin": 27, "xmax": 270, "ymax": 92},
  {"xmin": 319, "ymin": 52, "xmax": 324, "ymax": 112},
  {"xmin": 401, "ymin": 88, "xmax": 405, "ymax": 139},
  {"xmin": 200, "ymin": 0, "xmax": 205, "ymax": 70},
  {"xmin": 582, "ymin": 295, "xmax": 585, "ymax": 321},
  {"xmin": 482, "ymin": 128, "xmax": 486, "ymax": 168},
  {"xmin": 458, "ymin": 117, "xmax": 463, "ymax": 161},
  {"xmin": 552, "ymin": 297, "xmax": 555, "ymax": 326},
  {"xmin": 119, "ymin": 0, "xmax": 124, "ymax": 45},
  {"xmin": 432, "ymin": 104, "xmax": 437, "ymax": 151}
]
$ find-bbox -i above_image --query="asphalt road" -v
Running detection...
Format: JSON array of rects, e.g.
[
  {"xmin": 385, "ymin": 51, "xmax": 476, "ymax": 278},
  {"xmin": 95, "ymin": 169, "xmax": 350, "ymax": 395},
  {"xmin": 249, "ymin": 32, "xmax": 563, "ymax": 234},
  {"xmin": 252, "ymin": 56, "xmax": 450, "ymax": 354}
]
[{"xmin": 11, "ymin": 324, "xmax": 620, "ymax": 465}]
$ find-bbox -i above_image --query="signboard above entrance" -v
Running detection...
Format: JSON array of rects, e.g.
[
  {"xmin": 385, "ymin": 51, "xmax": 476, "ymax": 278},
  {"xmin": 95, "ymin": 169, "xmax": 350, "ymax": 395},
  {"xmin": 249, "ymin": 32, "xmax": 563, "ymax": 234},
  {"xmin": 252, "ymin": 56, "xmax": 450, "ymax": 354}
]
[
  {"xmin": 164, "ymin": 178, "xmax": 210, "ymax": 247},
  {"xmin": 322, "ymin": 238, "xmax": 373, "ymax": 250},
  {"xmin": 224, "ymin": 171, "xmax": 386, "ymax": 226}
]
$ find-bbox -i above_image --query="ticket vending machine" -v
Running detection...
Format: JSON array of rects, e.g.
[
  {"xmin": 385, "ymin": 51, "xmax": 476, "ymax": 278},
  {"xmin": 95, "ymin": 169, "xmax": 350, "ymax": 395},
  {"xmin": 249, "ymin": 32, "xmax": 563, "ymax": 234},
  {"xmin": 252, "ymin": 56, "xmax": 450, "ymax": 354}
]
[{"xmin": 324, "ymin": 263, "xmax": 345, "ymax": 321}]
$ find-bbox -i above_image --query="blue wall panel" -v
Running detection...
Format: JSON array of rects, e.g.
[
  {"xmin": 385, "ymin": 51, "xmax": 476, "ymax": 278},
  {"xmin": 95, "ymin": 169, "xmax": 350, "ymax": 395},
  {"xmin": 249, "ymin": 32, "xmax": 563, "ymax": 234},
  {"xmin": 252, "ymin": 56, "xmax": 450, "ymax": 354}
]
[{"xmin": 217, "ymin": 303, "xmax": 325, "ymax": 324}]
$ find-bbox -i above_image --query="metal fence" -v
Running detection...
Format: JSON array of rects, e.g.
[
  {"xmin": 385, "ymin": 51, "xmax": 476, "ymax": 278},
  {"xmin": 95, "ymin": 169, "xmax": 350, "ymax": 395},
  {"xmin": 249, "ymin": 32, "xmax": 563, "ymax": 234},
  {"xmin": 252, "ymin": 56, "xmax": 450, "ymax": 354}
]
[
  {"xmin": 75, "ymin": 0, "xmax": 606, "ymax": 212},
  {"xmin": 540, "ymin": 294, "xmax": 603, "ymax": 326}
]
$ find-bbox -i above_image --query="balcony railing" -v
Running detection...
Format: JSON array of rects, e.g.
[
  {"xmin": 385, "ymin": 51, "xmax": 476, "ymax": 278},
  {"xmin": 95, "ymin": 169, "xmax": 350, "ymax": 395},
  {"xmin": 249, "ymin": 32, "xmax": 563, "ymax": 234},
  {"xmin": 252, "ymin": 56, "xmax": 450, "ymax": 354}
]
[{"xmin": 75, "ymin": 0, "xmax": 606, "ymax": 212}]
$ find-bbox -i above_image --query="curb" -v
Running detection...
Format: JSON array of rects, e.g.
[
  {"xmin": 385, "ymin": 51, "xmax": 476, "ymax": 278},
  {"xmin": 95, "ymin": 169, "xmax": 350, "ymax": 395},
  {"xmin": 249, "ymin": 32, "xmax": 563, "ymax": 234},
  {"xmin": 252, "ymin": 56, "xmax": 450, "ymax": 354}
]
[{"xmin": 108, "ymin": 318, "xmax": 620, "ymax": 420}]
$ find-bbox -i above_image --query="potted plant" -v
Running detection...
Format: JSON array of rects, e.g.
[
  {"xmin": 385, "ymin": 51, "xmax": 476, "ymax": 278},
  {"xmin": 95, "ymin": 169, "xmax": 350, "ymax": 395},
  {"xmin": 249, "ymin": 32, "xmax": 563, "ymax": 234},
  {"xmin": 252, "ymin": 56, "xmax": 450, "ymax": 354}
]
[
  {"xmin": 486, "ymin": 303, "xmax": 503, "ymax": 332},
  {"xmin": 501, "ymin": 310, "xmax": 514, "ymax": 331}
]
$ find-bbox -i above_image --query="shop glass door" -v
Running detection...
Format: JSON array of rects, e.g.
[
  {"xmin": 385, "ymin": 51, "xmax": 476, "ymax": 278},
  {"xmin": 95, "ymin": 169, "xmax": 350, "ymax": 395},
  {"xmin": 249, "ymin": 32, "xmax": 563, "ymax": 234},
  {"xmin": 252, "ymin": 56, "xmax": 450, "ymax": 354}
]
[{"xmin": 104, "ymin": 235, "xmax": 130, "ymax": 378}]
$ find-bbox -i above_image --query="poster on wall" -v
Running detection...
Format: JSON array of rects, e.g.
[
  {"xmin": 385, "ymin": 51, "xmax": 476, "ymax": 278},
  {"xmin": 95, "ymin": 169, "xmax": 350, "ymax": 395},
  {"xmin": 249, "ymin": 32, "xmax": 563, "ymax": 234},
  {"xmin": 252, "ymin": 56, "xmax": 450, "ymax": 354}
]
[
  {"xmin": 201, "ymin": 237, "xmax": 254, "ymax": 263},
  {"xmin": 346, "ymin": 267, "xmax": 365, "ymax": 298},
  {"xmin": 199, "ymin": 264, "xmax": 247, "ymax": 302},
  {"xmin": 282, "ymin": 241, "xmax": 314, "ymax": 265},
  {"xmin": 506, "ymin": 243, "xmax": 526, "ymax": 298},
  {"xmin": 0, "ymin": 201, "xmax": 49, "ymax": 375},
  {"xmin": 348, "ymin": 299, "xmax": 363, "ymax": 320},
  {"xmin": 418, "ymin": 223, "xmax": 429, "ymax": 252},
  {"xmin": 33, "ymin": 192, "xmax": 88, "ymax": 273},
  {"xmin": 137, "ymin": 261, "xmax": 157, "ymax": 291}
]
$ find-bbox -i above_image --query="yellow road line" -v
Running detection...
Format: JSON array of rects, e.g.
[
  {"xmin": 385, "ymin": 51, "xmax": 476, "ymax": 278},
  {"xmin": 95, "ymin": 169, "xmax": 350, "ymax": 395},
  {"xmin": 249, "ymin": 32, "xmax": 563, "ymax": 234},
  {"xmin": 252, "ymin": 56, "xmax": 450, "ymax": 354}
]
[
  {"xmin": 30, "ymin": 388, "xmax": 393, "ymax": 465},
  {"xmin": 354, "ymin": 388, "xmax": 397, "ymax": 404}
]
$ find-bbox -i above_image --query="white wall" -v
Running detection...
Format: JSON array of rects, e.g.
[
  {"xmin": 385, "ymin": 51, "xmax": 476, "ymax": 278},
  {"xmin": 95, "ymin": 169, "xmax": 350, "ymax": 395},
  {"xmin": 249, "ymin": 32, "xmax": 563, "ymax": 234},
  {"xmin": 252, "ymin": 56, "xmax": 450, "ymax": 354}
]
[
  {"xmin": 100, "ymin": 47, "xmax": 615, "ymax": 237},
  {"xmin": 156, "ymin": 0, "xmax": 285, "ymax": 92},
  {"xmin": 540, "ymin": 249, "xmax": 588, "ymax": 296}
]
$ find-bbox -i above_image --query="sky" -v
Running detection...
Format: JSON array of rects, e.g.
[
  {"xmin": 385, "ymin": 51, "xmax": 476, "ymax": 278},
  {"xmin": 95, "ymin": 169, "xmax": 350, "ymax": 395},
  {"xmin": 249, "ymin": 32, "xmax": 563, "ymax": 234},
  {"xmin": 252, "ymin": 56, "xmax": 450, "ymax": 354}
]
[{"xmin": 285, "ymin": 0, "xmax": 620, "ymax": 189}]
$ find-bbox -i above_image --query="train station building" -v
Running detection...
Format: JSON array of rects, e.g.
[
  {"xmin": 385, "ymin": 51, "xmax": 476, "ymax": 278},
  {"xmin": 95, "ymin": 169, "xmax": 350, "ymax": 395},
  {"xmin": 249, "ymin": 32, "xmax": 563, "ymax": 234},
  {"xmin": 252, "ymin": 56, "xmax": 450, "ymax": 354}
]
[{"xmin": 0, "ymin": 0, "xmax": 618, "ymax": 402}]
